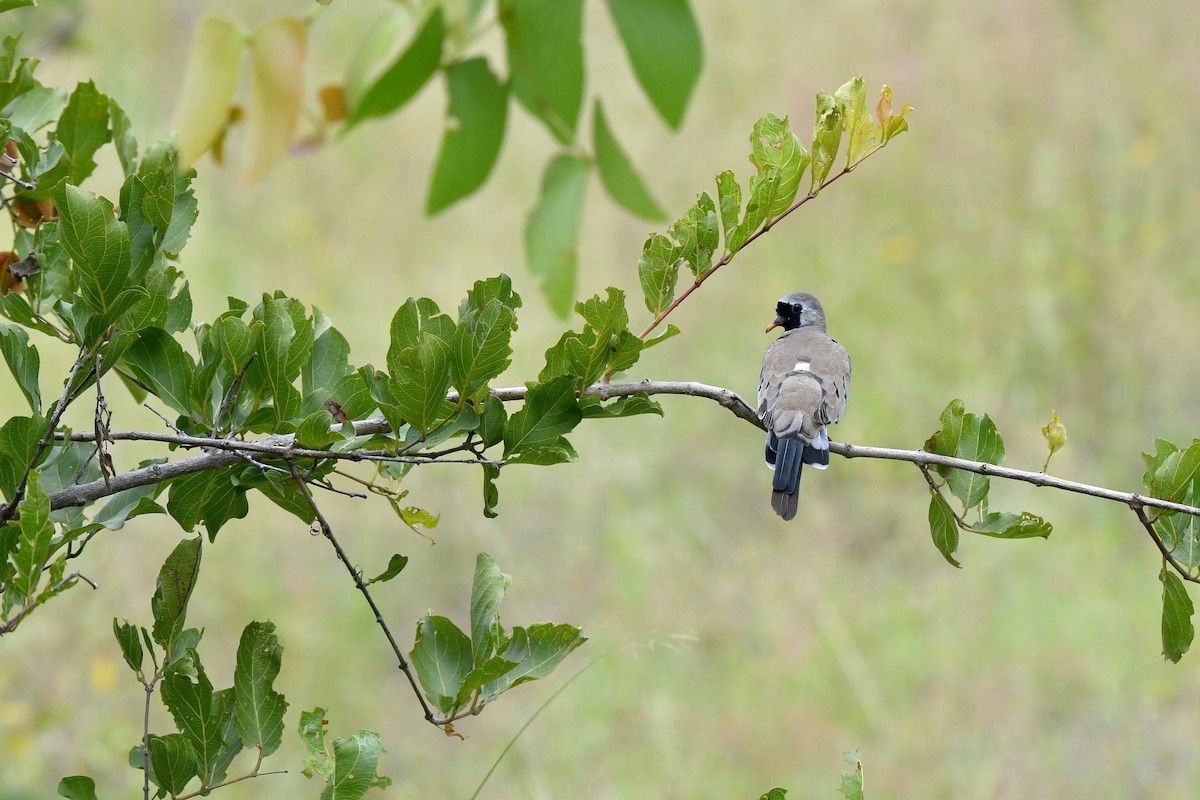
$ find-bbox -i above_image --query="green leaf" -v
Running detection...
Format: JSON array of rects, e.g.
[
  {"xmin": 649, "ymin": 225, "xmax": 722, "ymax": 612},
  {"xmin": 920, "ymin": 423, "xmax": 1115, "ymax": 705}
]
[
  {"xmin": 925, "ymin": 399, "xmax": 965, "ymax": 466},
  {"xmin": 121, "ymin": 328, "xmax": 196, "ymax": 419},
  {"xmin": 7, "ymin": 470, "xmax": 53, "ymax": 610},
  {"xmin": 105, "ymin": 99, "xmax": 137, "ymax": 180},
  {"xmin": 749, "ymin": 113, "xmax": 808, "ymax": 219},
  {"xmin": 150, "ymin": 537, "xmax": 202, "ymax": 657},
  {"xmin": 579, "ymin": 393, "xmax": 664, "ymax": 419},
  {"xmin": 366, "ymin": 554, "xmax": 408, "ymax": 586},
  {"xmin": 810, "ymin": 91, "xmax": 843, "ymax": 193},
  {"xmin": 457, "ymin": 273, "xmax": 523, "ymax": 320},
  {"xmin": 36, "ymin": 81, "xmax": 112, "ymax": 193},
  {"xmin": 113, "ymin": 618, "xmax": 145, "ymax": 675},
  {"xmin": 161, "ymin": 649, "xmax": 227, "ymax": 784},
  {"xmin": 455, "ymin": 655, "xmax": 519, "ymax": 707},
  {"xmin": 667, "ymin": 192, "xmax": 719, "ymax": 280},
  {"xmin": 946, "ymin": 412, "xmax": 1004, "ymax": 510},
  {"xmin": 388, "ymin": 338, "xmax": 454, "ymax": 434},
  {"xmin": 642, "ymin": 323, "xmax": 681, "ymax": 350},
  {"xmin": 502, "ymin": 0, "xmax": 583, "ymax": 143},
  {"xmin": 482, "ymin": 462, "xmax": 500, "ymax": 518},
  {"xmin": 297, "ymin": 707, "xmax": 332, "ymax": 780},
  {"xmin": 147, "ymin": 733, "xmax": 197, "ymax": 796},
  {"xmin": 604, "ymin": 0, "xmax": 702, "ymax": 129},
  {"xmin": 715, "ymin": 169, "xmax": 744, "ymax": 254},
  {"xmin": 1158, "ymin": 509, "xmax": 1200, "ymax": 572},
  {"xmin": 759, "ymin": 790, "xmax": 788, "ymax": 800},
  {"xmin": 838, "ymin": 750, "xmax": 864, "ymax": 800},
  {"xmin": 503, "ymin": 375, "xmax": 583, "ymax": 457},
  {"xmin": 92, "ymin": 477, "xmax": 165, "ymax": 530},
  {"xmin": 452, "ymin": 299, "xmax": 517, "ymax": 402},
  {"xmin": 209, "ymin": 688, "xmax": 243, "ymax": 785},
  {"xmin": 346, "ymin": 8, "xmax": 443, "ymax": 129},
  {"xmin": 166, "ymin": 471, "xmax": 249, "ymax": 538},
  {"xmin": 0, "ymin": 321, "xmax": 41, "ymax": 412},
  {"xmin": 1161, "ymin": 567, "xmax": 1194, "ymax": 663},
  {"xmin": 478, "ymin": 622, "xmax": 586, "ymax": 703},
  {"xmin": 54, "ymin": 183, "xmax": 132, "ymax": 323},
  {"xmin": 0, "ymin": 413, "xmax": 47, "ymax": 502},
  {"xmin": 970, "ymin": 511, "xmax": 1052, "ymax": 540},
  {"xmin": 7, "ymin": 84, "xmax": 66, "ymax": 134},
  {"xmin": 322, "ymin": 731, "xmax": 385, "ymax": 800},
  {"xmin": 927, "ymin": 491, "xmax": 961, "ymax": 568},
  {"xmin": 303, "ymin": 316, "xmax": 353, "ymax": 401},
  {"xmin": 175, "ymin": 15, "xmax": 245, "ymax": 166},
  {"xmin": 540, "ymin": 288, "xmax": 641, "ymax": 387},
  {"xmin": 387, "ymin": 297, "xmax": 455, "ymax": 358},
  {"xmin": 592, "ymin": 100, "xmax": 665, "ymax": 220},
  {"xmin": 296, "ymin": 410, "xmax": 338, "ymax": 448},
  {"xmin": 427, "ymin": 58, "xmax": 508, "ymax": 214},
  {"xmin": 470, "ymin": 553, "xmax": 511, "ymax": 666},
  {"xmin": 255, "ymin": 295, "xmax": 313, "ymax": 424},
  {"xmin": 410, "ymin": 614, "xmax": 473, "ymax": 713},
  {"xmin": 525, "ymin": 154, "xmax": 589, "ymax": 319},
  {"xmin": 835, "ymin": 75, "xmax": 878, "ymax": 167},
  {"xmin": 234, "ymin": 620, "xmax": 288, "ymax": 756},
  {"xmin": 0, "ymin": 0, "xmax": 36, "ymax": 13},
  {"xmin": 56, "ymin": 776, "xmax": 98, "ymax": 800},
  {"xmin": 505, "ymin": 440, "xmax": 577, "ymax": 465},
  {"xmin": 479, "ymin": 394, "xmax": 507, "ymax": 447},
  {"xmin": 1150, "ymin": 440, "xmax": 1200, "ymax": 502},
  {"xmin": 637, "ymin": 232, "xmax": 678, "ymax": 318}
]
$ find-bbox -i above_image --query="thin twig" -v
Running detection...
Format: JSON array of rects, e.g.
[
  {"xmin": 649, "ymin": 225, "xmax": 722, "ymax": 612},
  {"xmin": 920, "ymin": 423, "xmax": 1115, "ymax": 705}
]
[
  {"xmin": 0, "ymin": 343, "xmax": 96, "ymax": 524},
  {"xmin": 637, "ymin": 145, "xmax": 886, "ymax": 341},
  {"xmin": 1133, "ymin": 505, "xmax": 1200, "ymax": 584},
  {"xmin": 0, "ymin": 572, "xmax": 97, "ymax": 634},
  {"xmin": 143, "ymin": 403, "xmax": 184, "ymax": 435},
  {"xmin": 287, "ymin": 461, "xmax": 439, "ymax": 724},
  {"xmin": 210, "ymin": 352, "xmax": 257, "ymax": 437}
]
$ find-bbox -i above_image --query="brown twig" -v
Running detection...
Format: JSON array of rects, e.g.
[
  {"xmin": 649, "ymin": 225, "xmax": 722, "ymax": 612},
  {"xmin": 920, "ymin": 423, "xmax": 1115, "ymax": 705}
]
[
  {"xmin": 637, "ymin": 145, "xmax": 886, "ymax": 341},
  {"xmin": 1133, "ymin": 505, "xmax": 1200, "ymax": 584},
  {"xmin": 287, "ymin": 461, "xmax": 440, "ymax": 725}
]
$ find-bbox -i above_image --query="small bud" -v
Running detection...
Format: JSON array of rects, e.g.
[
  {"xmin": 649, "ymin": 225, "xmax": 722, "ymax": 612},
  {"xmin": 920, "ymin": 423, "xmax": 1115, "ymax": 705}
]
[{"xmin": 1041, "ymin": 410, "xmax": 1068, "ymax": 471}]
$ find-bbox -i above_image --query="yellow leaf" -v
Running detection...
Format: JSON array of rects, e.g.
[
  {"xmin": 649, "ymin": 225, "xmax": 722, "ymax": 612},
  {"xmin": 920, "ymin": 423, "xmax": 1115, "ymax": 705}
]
[
  {"xmin": 246, "ymin": 16, "xmax": 307, "ymax": 183},
  {"xmin": 174, "ymin": 15, "xmax": 245, "ymax": 167}
]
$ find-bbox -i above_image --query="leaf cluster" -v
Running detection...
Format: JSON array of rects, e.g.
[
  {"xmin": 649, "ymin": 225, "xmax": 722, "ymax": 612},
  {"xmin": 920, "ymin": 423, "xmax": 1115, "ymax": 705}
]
[
  {"xmin": 922, "ymin": 399, "xmax": 1053, "ymax": 569},
  {"xmin": 636, "ymin": 77, "xmax": 911, "ymax": 329},
  {"xmin": 172, "ymin": 1, "xmax": 704, "ymax": 317},
  {"xmin": 409, "ymin": 553, "xmax": 587, "ymax": 718}
]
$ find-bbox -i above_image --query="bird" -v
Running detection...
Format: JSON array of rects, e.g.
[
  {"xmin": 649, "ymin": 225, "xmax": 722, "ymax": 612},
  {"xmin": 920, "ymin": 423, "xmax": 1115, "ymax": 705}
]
[{"xmin": 757, "ymin": 292, "xmax": 851, "ymax": 521}]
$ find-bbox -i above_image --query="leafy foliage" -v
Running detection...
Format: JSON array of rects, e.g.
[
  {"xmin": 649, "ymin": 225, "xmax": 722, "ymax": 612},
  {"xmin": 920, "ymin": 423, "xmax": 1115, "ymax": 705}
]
[
  {"xmin": 922, "ymin": 400, "xmax": 1052, "ymax": 567},
  {"xmin": 168, "ymin": 0, "xmax": 705, "ymax": 316},
  {"xmin": 409, "ymin": 553, "xmax": 586, "ymax": 716}
]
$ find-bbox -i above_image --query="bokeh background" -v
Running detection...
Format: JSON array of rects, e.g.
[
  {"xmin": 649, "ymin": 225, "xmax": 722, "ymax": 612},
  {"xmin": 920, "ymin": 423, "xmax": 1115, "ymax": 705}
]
[{"xmin": 4, "ymin": 0, "xmax": 1200, "ymax": 797}]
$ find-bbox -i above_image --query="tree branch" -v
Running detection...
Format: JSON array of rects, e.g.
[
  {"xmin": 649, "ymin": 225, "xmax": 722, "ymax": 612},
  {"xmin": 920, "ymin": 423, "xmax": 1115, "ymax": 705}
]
[{"xmin": 46, "ymin": 379, "xmax": 1200, "ymax": 525}]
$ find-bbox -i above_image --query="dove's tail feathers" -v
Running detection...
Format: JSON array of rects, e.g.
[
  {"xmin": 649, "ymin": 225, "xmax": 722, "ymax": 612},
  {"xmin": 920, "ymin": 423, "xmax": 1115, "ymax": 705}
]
[
  {"xmin": 803, "ymin": 428, "xmax": 830, "ymax": 470},
  {"xmin": 772, "ymin": 437, "xmax": 803, "ymax": 495},
  {"xmin": 803, "ymin": 443, "xmax": 829, "ymax": 469},
  {"xmin": 772, "ymin": 487, "xmax": 799, "ymax": 521}
]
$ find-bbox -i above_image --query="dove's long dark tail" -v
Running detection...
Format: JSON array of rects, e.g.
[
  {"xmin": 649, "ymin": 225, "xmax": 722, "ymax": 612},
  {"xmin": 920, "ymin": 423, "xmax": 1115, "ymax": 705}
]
[
  {"xmin": 768, "ymin": 435, "xmax": 802, "ymax": 521},
  {"xmin": 767, "ymin": 433, "xmax": 828, "ymax": 521}
]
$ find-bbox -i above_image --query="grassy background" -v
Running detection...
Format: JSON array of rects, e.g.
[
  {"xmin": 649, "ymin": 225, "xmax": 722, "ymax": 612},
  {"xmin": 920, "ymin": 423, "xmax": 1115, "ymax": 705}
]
[{"xmin": 4, "ymin": 0, "xmax": 1200, "ymax": 797}]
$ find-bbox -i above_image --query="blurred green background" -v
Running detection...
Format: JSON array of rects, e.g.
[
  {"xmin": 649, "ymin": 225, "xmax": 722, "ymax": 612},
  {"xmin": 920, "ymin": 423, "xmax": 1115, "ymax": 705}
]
[{"xmin": 4, "ymin": 0, "xmax": 1200, "ymax": 797}]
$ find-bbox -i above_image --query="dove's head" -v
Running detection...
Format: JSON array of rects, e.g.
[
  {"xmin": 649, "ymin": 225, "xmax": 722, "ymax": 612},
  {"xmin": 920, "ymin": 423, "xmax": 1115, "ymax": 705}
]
[{"xmin": 766, "ymin": 292, "xmax": 826, "ymax": 333}]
